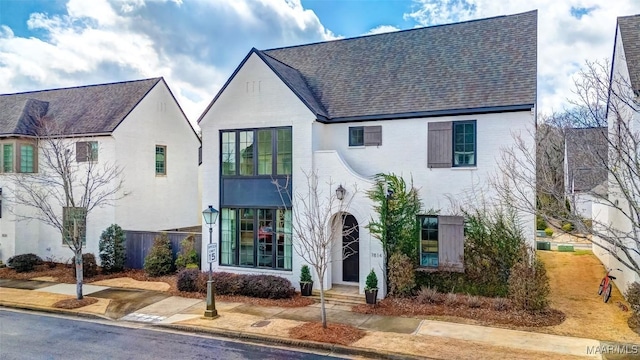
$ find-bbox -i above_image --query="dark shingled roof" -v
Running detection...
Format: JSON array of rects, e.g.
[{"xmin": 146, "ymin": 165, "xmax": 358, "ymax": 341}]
[
  {"xmin": 565, "ymin": 127, "xmax": 608, "ymax": 192},
  {"xmin": 0, "ymin": 78, "xmax": 162, "ymax": 136},
  {"xmin": 254, "ymin": 10, "xmax": 537, "ymax": 122},
  {"xmin": 618, "ymin": 14, "xmax": 640, "ymax": 94}
]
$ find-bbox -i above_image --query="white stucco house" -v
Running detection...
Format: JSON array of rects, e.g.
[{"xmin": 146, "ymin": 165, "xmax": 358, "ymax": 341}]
[
  {"xmin": 591, "ymin": 14, "xmax": 640, "ymax": 293},
  {"xmin": 0, "ymin": 78, "xmax": 201, "ymax": 264},
  {"xmin": 199, "ymin": 11, "xmax": 537, "ymax": 297},
  {"xmin": 564, "ymin": 127, "xmax": 607, "ymax": 219}
]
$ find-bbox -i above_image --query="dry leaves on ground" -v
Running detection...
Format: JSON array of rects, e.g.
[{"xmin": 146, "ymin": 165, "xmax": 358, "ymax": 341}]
[
  {"xmin": 53, "ymin": 297, "xmax": 99, "ymax": 309},
  {"xmin": 353, "ymin": 297, "xmax": 565, "ymax": 328},
  {"xmin": 289, "ymin": 322, "xmax": 366, "ymax": 346}
]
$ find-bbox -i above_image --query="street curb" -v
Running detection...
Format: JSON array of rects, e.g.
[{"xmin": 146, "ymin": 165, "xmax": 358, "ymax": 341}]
[
  {"xmin": 0, "ymin": 301, "xmax": 112, "ymax": 321},
  {"xmin": 155, "ymin": 323, "xmax": 432, "ymax": 360}
]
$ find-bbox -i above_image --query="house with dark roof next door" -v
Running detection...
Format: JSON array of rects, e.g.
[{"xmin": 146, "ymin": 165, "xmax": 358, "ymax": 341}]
[
  {"xmin": 199, "ymin": 11, "xmax": 537, "ymax": 298},
  {"xmin": 0, "ymin": 78, "xmax": 201, "ymax": 264}
]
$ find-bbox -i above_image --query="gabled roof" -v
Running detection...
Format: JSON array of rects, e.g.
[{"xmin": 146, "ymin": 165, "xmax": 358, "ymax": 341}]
[
  {"xmin": 0, "ymin": 78, "xmax": 163, "ymax": 136},
  {"xmin": 565, "ymin": 127, "xmax": 608, "ymax": 193},
  {"xmin": 255, "ymin": 10, "xmax": 536, "ymax": 123},
  {"xmin": 617, "ymin": 14, "xmax": 640, "ymax": 94}
]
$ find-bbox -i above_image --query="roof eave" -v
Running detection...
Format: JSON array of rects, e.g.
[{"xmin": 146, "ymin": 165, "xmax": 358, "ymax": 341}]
[{"xmin": 316, "ymin": 104, "xmax": 535, "ymax": 123}]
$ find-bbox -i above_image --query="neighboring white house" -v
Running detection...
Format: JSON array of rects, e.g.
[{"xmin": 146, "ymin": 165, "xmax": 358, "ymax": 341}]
[
  {"xmin": 592, "ymin": 14, "xmax": 640, "ymax": 293},
  {"xmin": 0, "ymin": 78, "xmax": 201, "ymax": 264},
  {"xmin": 199, "ymin": 11, "xmax": 537, "ymax": 297},
  {"xmin": 564, "ymin": 127, "xmax": 607, "ymax": 219}
]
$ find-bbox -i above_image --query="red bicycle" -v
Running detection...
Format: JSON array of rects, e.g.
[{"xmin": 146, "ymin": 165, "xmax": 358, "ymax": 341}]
[{"xmin": 598, "ymin": 268, "xmax": 621, "ymax": 303}]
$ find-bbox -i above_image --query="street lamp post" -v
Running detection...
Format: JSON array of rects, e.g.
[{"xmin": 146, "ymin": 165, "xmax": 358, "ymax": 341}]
[{"xmin": 202, "ymin": 205, "xmax": 219, "ymax": 319}]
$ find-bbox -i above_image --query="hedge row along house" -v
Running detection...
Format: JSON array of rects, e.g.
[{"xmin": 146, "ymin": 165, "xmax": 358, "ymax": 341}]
[
  {"xmin": 0, "ymin": 78, "xmax": 201, "ymax": 264},
  {"xmin": 198, "ymin": 11, "xmax": 537, "ymax": 297}
]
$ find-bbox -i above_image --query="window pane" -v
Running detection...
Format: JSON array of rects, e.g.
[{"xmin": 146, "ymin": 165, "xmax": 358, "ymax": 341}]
[
  {"xmin": 276, "ymin": 209, "xmax": 292, "ymax": 270},
  {"xmin": 89, "ymin": 141, "xmax": 99, "ymax": 161},
  {"xmin": 239, "ymin": 131, "xmax": 254, "ymax": 176},
  {"xmin": 220, "ymin": 209, "xmax": 237, "ymax": 265},
  {"xmin": 155, "ymin": 146, "xmax": 166, "ymax": 175},
  {"xmin": 349, "ymin": 127, "xmax": 364, "ymax": 146},
  {"xmin": 258, "ymin": 209, "xmax": 273, "ymax": 267},
  {"xmin": 420, "ymin": 216, "xmax": 439, "ymax": 267},
  {"xmin": 453, "ymin": 121, "xmax": 475, "ymax": 166},
  {"xmin": 3, "ymin": 144, "xmax": 13, "ymax": 172},
  {"xmin": 239, "ymin": 208, "xmax": 254, "ymax": 266},
  {"xmin": 20, "ymin": 144, "xmax": 34, "ymax": 173},
  {"xmin": 222, "ymin": 132, "xmax": 236, "ymax": 175},
  {"xmin": 277, "ymin": 128, "xmax": 292, "ymax": 175},
  {"xmin": 257, "ymin": 130, "xmax": 273, "ymax": 175}
]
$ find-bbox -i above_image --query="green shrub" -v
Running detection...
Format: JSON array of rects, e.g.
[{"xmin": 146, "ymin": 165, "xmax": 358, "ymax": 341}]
[
  {"xmin": 544, "ymin": 227, "xmax": 554, "ymax": 237},
  {"xmin": 7, "ymin": 253, "xmax": 42, "ymax": 273},
  {"xmin": 144, "ymin": 233, "xmax": 174, "ymax": 277},
  {"xmin": 536, "ymin": 216, "xmax": 547, "ymax": 231},
  {"xmin": 186, "ymin": 263, "xmax": 199, "ymax": 269},
  {"xmin": 561, "ymin": 222, "xmax": 574, "ymax": 232},
  {"xmin": 300, "ymin": 265, "xmax": 312, "ymax": 283},
  {"xmin": 388, "ymin": 252, "xmax": 416, "ymax": 297},
  {"xmin": 208, "ymin": 272, "xmax": 294, "ymax": 299},
  {"xmin": 175, "ymin": 235, "xmax": 199, "ymax": 270},
  {"xmin": 99, "ymin": 224, "xmax": 126, "ymax": 273},
  {"xmin": 177, "ymin": 268, "xmax": 201, "ymax": 292},
  {"xmin": 462, "ymin": 207, "xmax": 525, "ymax": 296},
  {"xmin": 365, "ymin": 269, "xmax": 378, "ymax": 290},
  {"xmin": 508, "ymin": 250, "xmax": 550, "ymax": 311},
  {"xmin": 625, "ymin": 282, "xmax": 640, "ymax": 316}
]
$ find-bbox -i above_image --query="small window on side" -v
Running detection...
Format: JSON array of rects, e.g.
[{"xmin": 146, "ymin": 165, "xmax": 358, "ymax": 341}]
[
  {"xmin": 349, "ymin": 127, "xmax": 364, "ymax": 146},
  {"xmin": 155, "ymin": 145, "xmax": 166, "ymax": 175}
]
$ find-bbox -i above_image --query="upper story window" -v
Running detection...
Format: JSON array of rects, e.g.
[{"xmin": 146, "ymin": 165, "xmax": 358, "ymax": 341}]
[
  {"xmin": 427, "ymin": 120, "xmax": 476, "ymax": 168},
  {"xmin": 453, "ymin": 121, "xmax": 476, "ymax": 167},
  {"xmin": 76, "ymin": 141, "xmax": 98, "ymax": 162},
  {"xmin": 349, "ymin": 126, "xmax": 382, "ymax": 147},
  {"xmin": 155, "ymin": 145, "xmax": 166, "ymax": 175},
  {"xmin": 221, "ymin": 127, "xmax": 292, "ymax": 176},
  {"xmin": 0, "ymin": 140, "xmax": 37, "ymax": 174}
]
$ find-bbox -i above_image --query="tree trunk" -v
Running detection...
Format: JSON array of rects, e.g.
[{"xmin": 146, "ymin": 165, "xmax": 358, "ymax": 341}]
[
  {"xmin": 75, "ymin": 248, "xmax": 83, "ymax": 300},
  {"xmin": 319, "ymin": 273, "xmax": 327, "ymax": 329}
]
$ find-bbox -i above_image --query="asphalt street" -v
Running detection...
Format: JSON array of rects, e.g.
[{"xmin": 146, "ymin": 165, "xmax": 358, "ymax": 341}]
[{"xmin": 0, "ymin": 309, "xmax": 347, "ymax": 360}]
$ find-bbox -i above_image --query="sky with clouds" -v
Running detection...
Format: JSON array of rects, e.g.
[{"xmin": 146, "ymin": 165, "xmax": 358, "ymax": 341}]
[{"xmin": 0, "ymin": 0, "xmax": 639, "ymax": 125}]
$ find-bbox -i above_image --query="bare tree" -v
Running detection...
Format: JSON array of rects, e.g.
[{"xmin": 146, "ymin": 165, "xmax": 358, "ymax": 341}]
[
  {"xmin": 273, "ymin": 170, "xmax": 357, "ymax": 328},
  {"xmin": 494, "ymin": 59, "xmax": 640, "ymax": 276},
  {"xmin": 9, "ymin": 116, "xmax": 126, "ymax": 299}
]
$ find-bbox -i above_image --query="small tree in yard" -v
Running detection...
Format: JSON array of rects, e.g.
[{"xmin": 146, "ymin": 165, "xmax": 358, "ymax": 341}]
[
  {"xmin": 99, "ymin": 224, "xmax": 126, "ymax": 273},
  {"xmin": 273, "ymin": 170, "xmax": 357, "ymax": 328},
  {"xmin": 9, "ymin": 115, "xmax": 125, "ymax": 300},
  {"xmin": 366, "ymin": 173, "xmax": 423, "ymax": 293}
]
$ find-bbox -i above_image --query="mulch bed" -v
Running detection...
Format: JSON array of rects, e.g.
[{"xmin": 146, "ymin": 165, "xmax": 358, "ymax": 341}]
[
  {"xmin": 629, "ymin": 314, "xmax": 640, "ymax": 336},
  {"xmin": 53, "ymin": 297, "xmax": 99, "ymax": 309},
  {"xmin": 289, "ymin": 322, "xmax": 366, "ymax": 346},
  {"xmin": 352, "ymin": 297, "xmax": 565, "ymax": 328}
]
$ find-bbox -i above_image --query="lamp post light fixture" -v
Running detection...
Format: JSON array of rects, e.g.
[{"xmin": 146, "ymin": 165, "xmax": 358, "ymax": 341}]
[
  {"xmin": 202, "ymin": 205, "xmax": 219, "ymax": 319},
  {"xmin": 336, "ymin": 184, "xmax": 346, "ymax": 201}
]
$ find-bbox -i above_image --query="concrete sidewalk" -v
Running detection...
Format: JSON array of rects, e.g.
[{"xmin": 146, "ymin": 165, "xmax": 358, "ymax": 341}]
[{"xmin": 0, "ymin": 279, "xmax": 615, "ymax": 359}]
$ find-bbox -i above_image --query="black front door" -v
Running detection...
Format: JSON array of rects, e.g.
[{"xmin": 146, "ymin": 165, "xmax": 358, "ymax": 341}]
[{"xmin": 342, "ymin": 214, "xmax": 359, "ymax": 282}]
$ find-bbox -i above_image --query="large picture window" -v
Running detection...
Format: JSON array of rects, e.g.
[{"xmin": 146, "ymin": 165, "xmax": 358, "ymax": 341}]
[
  {"xmin": 221, "ymin": 127, "xmax": 292, "ymax": 177},
  {"xmin": 220, "ymin": 207, "xmax": 292, "ymax": 271}
]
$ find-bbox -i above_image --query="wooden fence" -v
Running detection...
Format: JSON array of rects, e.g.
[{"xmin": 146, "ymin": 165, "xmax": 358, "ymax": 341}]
[{"xmin": 125, "ymin": 230, "xmax": 202, "ymax": 269}]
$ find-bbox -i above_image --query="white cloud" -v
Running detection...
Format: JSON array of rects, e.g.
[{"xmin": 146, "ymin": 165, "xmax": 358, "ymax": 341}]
[
  {"xmin": 364, "ymin": 25, "xmax": 401, "ymax": 35},
  {"xmin": 0, "ymin": 0, "xmax": 333, "ymax": 124},
  {"xmin": 404, "ymin": 0, "xmax": 640, "ymax": 114}
]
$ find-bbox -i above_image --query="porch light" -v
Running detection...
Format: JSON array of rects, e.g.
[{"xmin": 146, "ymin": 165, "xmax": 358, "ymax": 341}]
[{"xmin": 336, "ymin": 184, "xmax": 346, "ymax": 201}]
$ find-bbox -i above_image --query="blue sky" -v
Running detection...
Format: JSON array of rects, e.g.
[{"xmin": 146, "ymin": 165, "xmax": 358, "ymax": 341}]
[{"xmin": 1, "ymin": 0, "xmax": 639, "ymax": 123}]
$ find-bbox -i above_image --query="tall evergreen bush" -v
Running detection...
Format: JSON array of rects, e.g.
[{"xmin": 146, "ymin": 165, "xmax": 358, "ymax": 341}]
[{"xmin": 99, "ymin": 224, "xmax": 126, "ymax": 273}]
